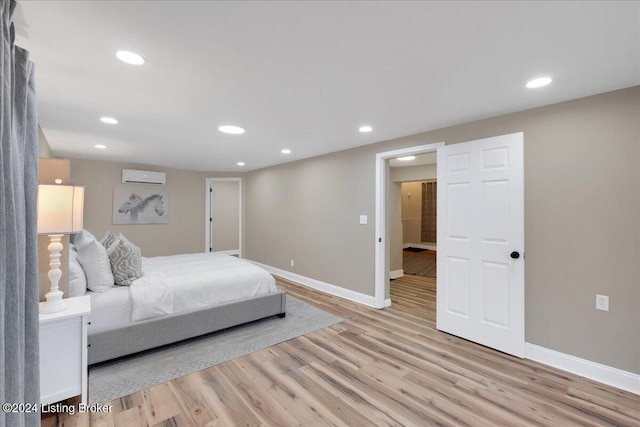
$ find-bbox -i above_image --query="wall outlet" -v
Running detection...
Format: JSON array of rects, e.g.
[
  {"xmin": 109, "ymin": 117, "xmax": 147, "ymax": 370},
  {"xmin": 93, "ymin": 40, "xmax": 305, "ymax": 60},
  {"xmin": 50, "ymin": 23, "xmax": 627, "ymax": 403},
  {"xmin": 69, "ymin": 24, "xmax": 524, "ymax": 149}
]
[
  {"xmin": 596, "ymin": 294, "xmax": 609, "ymax": 311},
  {"xmin": 290, "ymin": 259, "xmax": 294, "ymax": 267}
]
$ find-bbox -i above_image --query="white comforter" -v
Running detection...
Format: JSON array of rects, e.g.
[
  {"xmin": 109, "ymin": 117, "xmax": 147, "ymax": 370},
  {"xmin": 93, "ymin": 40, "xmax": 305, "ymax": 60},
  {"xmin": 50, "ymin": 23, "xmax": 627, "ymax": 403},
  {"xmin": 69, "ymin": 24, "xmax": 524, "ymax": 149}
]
[{"xmin": 129, "ymin": 253, "xmax": 277, "ymax": 321}]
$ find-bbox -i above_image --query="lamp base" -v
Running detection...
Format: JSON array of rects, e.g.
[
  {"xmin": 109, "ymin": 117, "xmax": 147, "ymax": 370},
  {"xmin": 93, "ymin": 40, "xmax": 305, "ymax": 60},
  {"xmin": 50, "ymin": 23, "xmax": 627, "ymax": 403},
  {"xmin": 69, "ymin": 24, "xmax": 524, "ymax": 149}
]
[
  {"xmin": 40, "ymin": 289, "xmax": 68, "ymax": 314},
  {"xmin": 40, "ymin": 234, "xmax": 69, "ymax": 314}
]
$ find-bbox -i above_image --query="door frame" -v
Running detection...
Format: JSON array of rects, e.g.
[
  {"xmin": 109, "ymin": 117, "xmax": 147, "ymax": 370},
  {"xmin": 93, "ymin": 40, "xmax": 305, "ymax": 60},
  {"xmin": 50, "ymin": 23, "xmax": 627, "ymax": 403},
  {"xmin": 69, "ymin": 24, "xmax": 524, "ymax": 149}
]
[
  {"xmin": 205, "ymin": 177, "xmax": 243, "ymax": 257},
  {"xmin": 374, "ymin": 142, "xmax": 444, "ymax": 308}
]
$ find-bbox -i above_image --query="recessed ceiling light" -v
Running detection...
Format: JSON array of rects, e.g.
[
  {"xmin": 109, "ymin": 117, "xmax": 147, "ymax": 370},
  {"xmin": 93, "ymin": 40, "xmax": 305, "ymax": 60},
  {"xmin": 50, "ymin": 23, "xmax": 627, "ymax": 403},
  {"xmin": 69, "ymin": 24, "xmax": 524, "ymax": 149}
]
[
  {"xmin": 100, "ymin": 117, "xmax": 118, "ymax": 125},
  {"xmin": 237, "ymin": 162, "xmax": 246, "ymax": 166},
  {"xmin": 219, "ymin": 125, "xmax": 245, "ymax": 134},
  {"xmin": 397, "ymin": 156, "xmax": 415, "ymax": 161},
  {"xmin": 359, "ymin": 125, "xmax": 373, "ymax": 133},
  {"xmin": 94, "ymin": 144, "xmax": 107, "ymax": 149},
  {"xmin": 526, "ymin": 77, "xmax": 552, "ymax": 88},
  {"xmin": 116, "ymin": 50, "xmax": 145, "ymax": 65},
  {"xmin": 281, "ymin": 149, "xmax": 291, "ymax": 154}
]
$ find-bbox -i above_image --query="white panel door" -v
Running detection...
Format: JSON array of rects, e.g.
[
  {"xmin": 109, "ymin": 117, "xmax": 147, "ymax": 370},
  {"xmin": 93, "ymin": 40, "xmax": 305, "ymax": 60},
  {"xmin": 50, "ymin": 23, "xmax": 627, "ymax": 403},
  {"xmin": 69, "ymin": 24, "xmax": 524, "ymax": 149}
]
[{"xmin": 436, "ymin": 132, "xmax": 524, "ymax": 357}]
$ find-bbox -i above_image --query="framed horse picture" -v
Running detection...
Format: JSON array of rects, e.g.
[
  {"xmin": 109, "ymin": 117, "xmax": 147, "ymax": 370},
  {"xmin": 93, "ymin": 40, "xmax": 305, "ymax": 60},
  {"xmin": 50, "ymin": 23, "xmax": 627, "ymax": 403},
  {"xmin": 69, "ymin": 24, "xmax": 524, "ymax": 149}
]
[{"xmin": 113, "ymin": 186, "xmax": 169, "ymax": 225}]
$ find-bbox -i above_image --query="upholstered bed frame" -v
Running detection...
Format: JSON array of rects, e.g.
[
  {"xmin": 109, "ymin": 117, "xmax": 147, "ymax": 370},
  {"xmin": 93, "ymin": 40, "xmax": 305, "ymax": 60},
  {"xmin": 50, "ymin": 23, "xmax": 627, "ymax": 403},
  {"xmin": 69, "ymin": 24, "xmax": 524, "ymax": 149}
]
[{"xmin": 88, "ymin": 290, "xmax": 286, "ymax": 365}]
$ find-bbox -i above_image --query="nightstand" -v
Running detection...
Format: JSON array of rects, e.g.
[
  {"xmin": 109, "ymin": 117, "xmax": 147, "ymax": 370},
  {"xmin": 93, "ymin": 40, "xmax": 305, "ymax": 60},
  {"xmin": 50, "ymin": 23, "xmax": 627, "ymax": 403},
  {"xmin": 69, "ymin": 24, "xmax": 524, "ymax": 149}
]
[{"xmin": 39, "ymin": 295, "xmax": 91, "ymax": 405}]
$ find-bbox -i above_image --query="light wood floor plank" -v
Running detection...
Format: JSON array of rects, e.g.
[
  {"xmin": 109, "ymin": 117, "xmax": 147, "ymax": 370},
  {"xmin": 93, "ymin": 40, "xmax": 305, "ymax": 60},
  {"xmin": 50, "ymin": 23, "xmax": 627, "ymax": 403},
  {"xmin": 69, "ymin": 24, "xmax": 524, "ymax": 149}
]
[
  {"xmin": 41, "ymin": 274, "xmax": 639, "ymax": 426},
  {"xmin": 168, "ymin": 373, "xmax": 220, "ymax": 426}
]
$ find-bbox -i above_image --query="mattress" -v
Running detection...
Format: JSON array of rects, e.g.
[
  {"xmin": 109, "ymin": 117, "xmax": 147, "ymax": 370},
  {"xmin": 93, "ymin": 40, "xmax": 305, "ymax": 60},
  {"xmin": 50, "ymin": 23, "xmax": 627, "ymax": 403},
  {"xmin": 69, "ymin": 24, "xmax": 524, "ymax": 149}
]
[{"xmin": 86, "ymin": 252, "xmax": 278, "ymax": 332}]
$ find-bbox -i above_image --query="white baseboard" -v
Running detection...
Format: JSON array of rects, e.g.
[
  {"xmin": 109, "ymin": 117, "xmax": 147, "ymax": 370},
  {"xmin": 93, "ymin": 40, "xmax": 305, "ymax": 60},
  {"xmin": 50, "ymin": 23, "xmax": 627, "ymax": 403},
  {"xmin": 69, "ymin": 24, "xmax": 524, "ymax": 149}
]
[
  {"xmin": 525, "ymin": 343, "xmax": 640, "ymax": 395},
  {"xmin": 212, "ymin": 249, "xmax": 239, "ymax": 256},
  {"xmin": 390, "ymin": 269, "xmax": 404, "ymax": 279},
  {"xmin": 403, "ymin": 242, "xmax": 437, "ymax": 251},
  {"xmin": 250, "ymin": 261, "xmax": 390, "ymax": 309}
]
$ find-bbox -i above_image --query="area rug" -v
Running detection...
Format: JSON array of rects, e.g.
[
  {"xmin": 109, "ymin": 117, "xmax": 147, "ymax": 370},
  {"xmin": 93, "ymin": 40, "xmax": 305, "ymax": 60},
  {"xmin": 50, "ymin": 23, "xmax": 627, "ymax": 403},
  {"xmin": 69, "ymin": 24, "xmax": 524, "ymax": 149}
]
[
  {"xmin": 88, "ymin": 296, "xmax": 342, "ymax": 405},
  {"xmin": 403, "ymin": 249, "xmax": 437, "ymax": 277}
]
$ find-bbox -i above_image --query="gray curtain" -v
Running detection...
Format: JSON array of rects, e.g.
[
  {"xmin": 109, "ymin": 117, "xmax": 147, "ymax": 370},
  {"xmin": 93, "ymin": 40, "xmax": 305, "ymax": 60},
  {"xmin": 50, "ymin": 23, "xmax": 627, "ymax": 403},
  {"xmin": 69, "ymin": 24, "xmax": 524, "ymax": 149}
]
[{"xmin": 1, "ymin": 1, "xmax": 41, "ymax": 426}]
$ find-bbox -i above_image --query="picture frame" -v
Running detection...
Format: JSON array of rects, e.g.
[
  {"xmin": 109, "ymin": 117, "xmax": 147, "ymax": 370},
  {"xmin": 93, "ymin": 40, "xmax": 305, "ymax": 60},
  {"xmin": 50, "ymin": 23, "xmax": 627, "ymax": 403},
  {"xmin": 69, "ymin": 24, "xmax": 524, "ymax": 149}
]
[{"xmin": 113, "ymin": 186, "xmax": 168, "ymax": 225}]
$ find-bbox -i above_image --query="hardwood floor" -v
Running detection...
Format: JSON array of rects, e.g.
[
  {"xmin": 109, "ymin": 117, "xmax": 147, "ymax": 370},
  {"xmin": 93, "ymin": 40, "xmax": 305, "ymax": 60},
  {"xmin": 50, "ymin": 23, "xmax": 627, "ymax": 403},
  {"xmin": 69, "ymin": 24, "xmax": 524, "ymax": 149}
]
[{"xmin": 43, "ymin": 275, "xmax": 639, "ymax": 426}]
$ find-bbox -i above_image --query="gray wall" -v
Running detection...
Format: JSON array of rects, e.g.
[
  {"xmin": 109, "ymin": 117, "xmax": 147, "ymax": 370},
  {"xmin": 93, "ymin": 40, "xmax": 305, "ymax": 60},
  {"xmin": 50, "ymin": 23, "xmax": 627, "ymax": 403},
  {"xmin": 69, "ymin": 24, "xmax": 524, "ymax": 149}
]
[
  {"xmin": 70, "ymin": 158, "xmax": 241, "ymax": 257},
  {"xmin": 246, "ymin": 149, "xmax": 375, "ymax": 293},
  {"xmin": 400, "ymin": 181, "xmax": 426, "ymax": 245},
  {"xmin": 245, "ymin": 87, "xmax": 640, "ymax": 374},
  {"xmin": 390, "ymin": 163, "xmax": 436, "ymax": 182}
]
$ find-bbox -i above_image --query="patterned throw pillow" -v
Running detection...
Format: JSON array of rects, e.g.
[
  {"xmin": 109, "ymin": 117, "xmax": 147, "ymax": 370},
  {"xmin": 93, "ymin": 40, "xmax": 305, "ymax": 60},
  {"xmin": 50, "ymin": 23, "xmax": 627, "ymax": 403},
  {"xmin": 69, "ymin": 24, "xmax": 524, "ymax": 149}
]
[
  {"xmin": 100, "ymin": 230, "xmax": 116, "ymax": 250},
  {"xmin": 107, "ymin": 234, "xmax": 142, "ymax": 286}
]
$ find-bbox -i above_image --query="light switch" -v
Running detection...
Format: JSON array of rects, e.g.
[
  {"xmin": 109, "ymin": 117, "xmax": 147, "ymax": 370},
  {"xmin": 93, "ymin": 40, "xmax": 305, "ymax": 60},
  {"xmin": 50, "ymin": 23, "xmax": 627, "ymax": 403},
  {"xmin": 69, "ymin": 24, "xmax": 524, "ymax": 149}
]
[{"xmin": 359, "ymin": 215, "xmax": 368, "ymax": 225}]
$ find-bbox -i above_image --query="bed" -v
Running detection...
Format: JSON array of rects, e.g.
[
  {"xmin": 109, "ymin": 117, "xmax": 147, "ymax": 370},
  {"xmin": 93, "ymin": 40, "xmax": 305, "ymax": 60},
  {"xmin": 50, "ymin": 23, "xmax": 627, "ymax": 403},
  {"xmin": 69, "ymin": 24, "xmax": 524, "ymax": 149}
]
[{"xmin": 70, "ymin": 231, "xmax": 285, "ymax": 365}]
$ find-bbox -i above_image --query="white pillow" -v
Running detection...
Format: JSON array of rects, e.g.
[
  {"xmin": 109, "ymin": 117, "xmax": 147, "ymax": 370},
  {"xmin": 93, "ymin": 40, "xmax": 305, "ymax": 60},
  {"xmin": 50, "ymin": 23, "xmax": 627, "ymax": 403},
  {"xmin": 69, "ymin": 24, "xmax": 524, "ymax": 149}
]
[
  {"xmin": 108, "ymin": 234, "xmax": 142, "ymax": 286},
  {"xmin": 72, "ymin": 229, "xmax": 97, "ymax": 249},
  {"xmin": 76, "ymin": 239, "xmax": 114, "ymax": 292},
  {"xmin": 68, "ymin": 244, "xmax": 87, "ymax": 297}
]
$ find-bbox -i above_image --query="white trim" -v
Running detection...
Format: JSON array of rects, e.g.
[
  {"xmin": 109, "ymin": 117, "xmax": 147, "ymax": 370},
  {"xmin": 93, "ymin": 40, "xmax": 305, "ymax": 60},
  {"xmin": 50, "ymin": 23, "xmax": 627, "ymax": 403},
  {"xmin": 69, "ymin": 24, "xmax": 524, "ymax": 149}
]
[
  {"xmin": 375, "ymin": 142, "xmax": 444, "ymax": 308},
  {"xmin": 390, "ymin": 269, "xmax": 404, "ymax": 279},
  {"xmin": 212, "ymin": 249, "xmax": 239, "ymax": 256},
  {"xmin": 525, "ymin": 343, "xmax": 640, "ymax": 395},
  {"xmin": 403, "ymin": 243, "xmax": 437, "ymax": 251},
  {"xmin": 205, "ymin": 177, "xmax": 243, "ymax": 258},
  {"xmin": 251, "ymin": 261, "xmax": 390, "ymax": 309}
]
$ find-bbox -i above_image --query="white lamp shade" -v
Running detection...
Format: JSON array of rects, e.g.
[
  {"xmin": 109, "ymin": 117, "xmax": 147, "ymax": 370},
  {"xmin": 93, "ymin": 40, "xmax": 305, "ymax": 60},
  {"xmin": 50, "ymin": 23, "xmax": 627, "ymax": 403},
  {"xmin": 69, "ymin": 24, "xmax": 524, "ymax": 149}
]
[{"xmin": 37, "ymin": 185, "xmax": 84, "ymax": 234}]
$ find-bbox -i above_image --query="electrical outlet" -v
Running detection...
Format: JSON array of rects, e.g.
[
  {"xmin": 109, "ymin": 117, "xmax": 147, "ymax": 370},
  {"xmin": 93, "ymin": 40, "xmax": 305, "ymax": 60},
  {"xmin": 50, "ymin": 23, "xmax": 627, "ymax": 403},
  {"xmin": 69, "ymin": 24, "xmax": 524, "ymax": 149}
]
[
  {"xmin": 290, "ymin": 259, "xmax": 294, "ymax": 267},
  {"xmin": 596, "ymin": 294, "xmax": 609, "ymax": 311}
]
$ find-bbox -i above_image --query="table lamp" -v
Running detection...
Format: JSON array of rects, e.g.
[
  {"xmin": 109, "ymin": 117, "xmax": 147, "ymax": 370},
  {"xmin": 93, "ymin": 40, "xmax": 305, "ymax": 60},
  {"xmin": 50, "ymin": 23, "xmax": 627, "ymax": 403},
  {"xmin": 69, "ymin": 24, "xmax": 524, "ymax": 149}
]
[{"xmin": 37, "ymin": 184, "xmax": 84, "ymax": 313}]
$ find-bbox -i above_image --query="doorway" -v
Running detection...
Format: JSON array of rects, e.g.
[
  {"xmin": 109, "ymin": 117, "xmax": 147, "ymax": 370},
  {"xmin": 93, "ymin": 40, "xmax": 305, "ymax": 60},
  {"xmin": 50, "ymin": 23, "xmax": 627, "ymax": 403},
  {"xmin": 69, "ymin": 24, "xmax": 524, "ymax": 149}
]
[
  {"xmin": 205, "ymin": 178, "xmax": 242, "ymax": 256},
  {"xmin": 389, "ymin": 156, "xmax": 439, "ymax": 327},
  {"xmin": 374, "ymin": 142, "xmax": 443, "ymax": 308},
  {"xmin": 398, "ymin": 180, "xmax": 437, "ymax": 277},
  {"xmin": 375, "ymin": 133, "xmax": 525, "ymax": 358},
  {"xmin": 389, "ymin": 155, "xmax": 438, "ymax": 279}
]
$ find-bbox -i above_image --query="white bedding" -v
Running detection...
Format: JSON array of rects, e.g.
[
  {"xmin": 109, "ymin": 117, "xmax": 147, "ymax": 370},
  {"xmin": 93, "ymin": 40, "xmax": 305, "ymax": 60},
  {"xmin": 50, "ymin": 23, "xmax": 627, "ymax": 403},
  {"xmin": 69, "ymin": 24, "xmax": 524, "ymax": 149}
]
[
  {"xmin": 87, "ymin": 252, "xmax": 278, "ymax": 329},
  {"xmin": 129, "ymin": 253, "xmax": 277, "ymax": 321},
  {"xmin": 87, "ymin": 285, "xmax": 131, "ymax": 332}
]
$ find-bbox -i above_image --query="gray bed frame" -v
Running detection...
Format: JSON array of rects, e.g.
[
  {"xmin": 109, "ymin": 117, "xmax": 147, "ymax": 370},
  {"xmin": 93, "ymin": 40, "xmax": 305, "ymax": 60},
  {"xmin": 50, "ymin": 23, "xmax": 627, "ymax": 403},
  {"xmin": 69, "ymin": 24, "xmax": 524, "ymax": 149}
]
[{"xmin": 88, "ymin": 290, "xmax": 286, "ymax": 365}]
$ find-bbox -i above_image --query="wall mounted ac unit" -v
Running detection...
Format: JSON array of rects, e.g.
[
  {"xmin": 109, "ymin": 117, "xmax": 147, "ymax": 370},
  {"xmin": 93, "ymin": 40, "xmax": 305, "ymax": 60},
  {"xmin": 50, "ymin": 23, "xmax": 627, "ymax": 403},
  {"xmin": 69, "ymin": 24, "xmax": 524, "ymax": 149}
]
[{"xmin": 122, "ymin": 169, "xmax": 166, "ymax": 185}]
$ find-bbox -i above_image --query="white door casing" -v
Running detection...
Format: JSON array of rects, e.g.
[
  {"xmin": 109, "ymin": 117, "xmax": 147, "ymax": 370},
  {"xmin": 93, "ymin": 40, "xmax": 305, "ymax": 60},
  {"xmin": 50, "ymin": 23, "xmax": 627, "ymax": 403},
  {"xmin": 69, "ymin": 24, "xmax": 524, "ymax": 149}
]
[
  {"xmin": 374, "ymin": 142, "xmax": 444, "ymax": 308},
  {"xmin": 436, "ymin": 132, "xmax": 525, "ymax": 357},
  {"xmin": 205, "ymin": 177, "xmax": 242, "ymax": 257}
]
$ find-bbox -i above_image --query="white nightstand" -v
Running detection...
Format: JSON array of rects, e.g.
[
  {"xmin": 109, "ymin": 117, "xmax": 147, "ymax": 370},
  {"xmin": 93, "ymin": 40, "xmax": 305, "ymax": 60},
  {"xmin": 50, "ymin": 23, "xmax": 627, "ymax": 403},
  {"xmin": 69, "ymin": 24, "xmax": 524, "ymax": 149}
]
[{"xmin": 39, "ymin": 295, "xmax": 91, "ymax": 405}]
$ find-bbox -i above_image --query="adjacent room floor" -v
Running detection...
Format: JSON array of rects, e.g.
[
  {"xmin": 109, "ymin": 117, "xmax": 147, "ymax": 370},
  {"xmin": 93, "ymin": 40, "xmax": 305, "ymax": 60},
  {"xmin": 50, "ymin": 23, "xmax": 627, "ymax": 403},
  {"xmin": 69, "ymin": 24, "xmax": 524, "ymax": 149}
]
[
  {"xmin": 43, "ymin": 275, "xmax": 639, "ymax": 426},
  {"xmin": 402, "ymin": 247, "xmax": 437, "ymax": 277}
]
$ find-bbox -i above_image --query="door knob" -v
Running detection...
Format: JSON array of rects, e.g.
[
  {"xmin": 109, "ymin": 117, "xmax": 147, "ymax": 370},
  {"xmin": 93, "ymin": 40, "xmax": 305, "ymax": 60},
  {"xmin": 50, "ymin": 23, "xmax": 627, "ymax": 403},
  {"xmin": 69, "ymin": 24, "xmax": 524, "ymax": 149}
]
[{"xmin": 510, "ymin": 251, "xmax": 520, "ymax": 259}]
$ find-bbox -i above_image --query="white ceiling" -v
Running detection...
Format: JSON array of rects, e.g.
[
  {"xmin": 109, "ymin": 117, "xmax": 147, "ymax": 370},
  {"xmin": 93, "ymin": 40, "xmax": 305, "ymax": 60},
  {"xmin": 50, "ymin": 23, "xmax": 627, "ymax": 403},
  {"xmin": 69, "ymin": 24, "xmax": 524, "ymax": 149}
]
[{"xmin": 14, "ymin": 1, "xmax": 640, "ymax": 172}]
